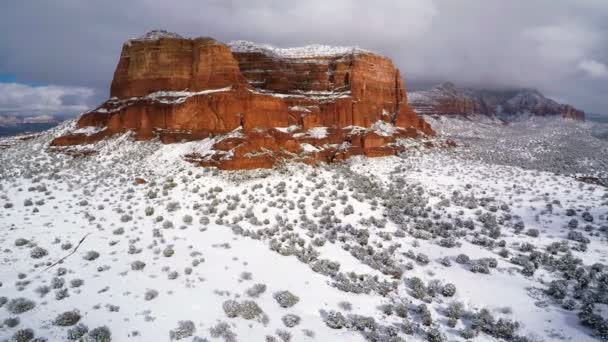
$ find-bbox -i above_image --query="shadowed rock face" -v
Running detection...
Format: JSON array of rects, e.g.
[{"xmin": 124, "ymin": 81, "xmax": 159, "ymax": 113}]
[
  {"xmin": 51, "ymin": 31, "xmax": 435, "ymax": 169},
  {"xmin": 409, "ymin": 82, "xmax": 585, "ymax": 121}
]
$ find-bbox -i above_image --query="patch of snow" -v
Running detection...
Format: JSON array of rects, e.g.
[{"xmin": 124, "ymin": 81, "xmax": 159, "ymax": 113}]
[
  {"xmin": 72, "ymin": 126, "xmax": 105, "ymax": 136},
  {"xmin": 371, "ymin": 120, "xmax": 396, "ymax": 137},
  {"xmin": 288, "ymin": 106, "xmax": 312, "ymax": 113},
  {"xmin": 228, "ymin": 40, "xmax": 373, "ymax": 59},
  {"xmin": 130, "ymin": 29, "xmax": 183, "ymax": 42},
  {"xmin": 274, "ymin": 125, "xmax": 301, "ymax": 133}
]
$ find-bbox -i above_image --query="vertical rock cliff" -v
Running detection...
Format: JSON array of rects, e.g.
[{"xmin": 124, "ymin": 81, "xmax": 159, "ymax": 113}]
[{"xmin": 52, "ymin": 30, "xmax": 434, "ymax": 169}]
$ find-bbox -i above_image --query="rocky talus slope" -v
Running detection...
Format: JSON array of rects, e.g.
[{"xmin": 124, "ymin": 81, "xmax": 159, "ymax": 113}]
[
  {"xmin": 409, "ymin": 82, "xmax": 585, "ymax": 121},
  {"xmin": 51, "ymin": 30, "xmax": 434, "ymax": 170}
]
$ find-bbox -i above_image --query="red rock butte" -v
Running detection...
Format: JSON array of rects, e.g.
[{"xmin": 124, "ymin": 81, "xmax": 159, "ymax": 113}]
[{"xmin": 51, "ymin": 30, "xmax": 435, "ymax": 169}]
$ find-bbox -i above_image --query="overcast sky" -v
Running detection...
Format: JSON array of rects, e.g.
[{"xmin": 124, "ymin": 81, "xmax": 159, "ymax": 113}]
[{"xmin": 1, "ymin": 0, "xmax": 607, "ymax": 116}]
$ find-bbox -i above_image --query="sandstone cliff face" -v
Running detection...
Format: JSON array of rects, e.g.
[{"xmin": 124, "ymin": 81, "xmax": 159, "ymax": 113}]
[
  {"xmin": 409, "ymin": 82, "xmax": 585, "ymax": 121},
  {"xmin": 52, "ymin": 30, "xmax": 435, "ymax": 169}
]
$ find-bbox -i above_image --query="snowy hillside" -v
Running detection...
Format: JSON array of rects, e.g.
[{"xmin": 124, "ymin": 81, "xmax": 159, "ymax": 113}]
[{"xmin": 0, "ymin": 119, "xmax": 607, "ymax": 342}]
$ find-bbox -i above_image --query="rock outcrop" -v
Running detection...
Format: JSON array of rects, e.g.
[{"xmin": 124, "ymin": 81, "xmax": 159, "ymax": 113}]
[
  {"xmin": 409, "ymin": 82, "xmax": 585, "ymax": 121},
  {"xmin": 52, "ymin": 30, "xmax": 434, "ymax": 169}
]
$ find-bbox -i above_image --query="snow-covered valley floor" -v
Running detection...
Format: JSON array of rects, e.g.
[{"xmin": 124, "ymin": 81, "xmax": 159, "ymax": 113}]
[{"xmin": 1, "ymin": 119, "xmax": 607, "ymax": 342}]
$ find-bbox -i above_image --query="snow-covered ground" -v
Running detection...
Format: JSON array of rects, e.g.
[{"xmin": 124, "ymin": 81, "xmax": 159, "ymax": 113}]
[{"xmin": 0, "ymin": 118, "xmax": 607, "ymax": 342}]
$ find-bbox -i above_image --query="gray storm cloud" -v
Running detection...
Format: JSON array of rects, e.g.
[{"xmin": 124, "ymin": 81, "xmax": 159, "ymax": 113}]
[{"xmin": 0, "ymin": 0, "xmax": 606, "ymax": 115}]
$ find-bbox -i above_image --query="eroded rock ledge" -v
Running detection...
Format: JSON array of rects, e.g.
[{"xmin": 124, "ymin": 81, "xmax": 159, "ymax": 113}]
[{"xmin": 51, "ymin": 30, "xmax": 435, "ymax": 169}]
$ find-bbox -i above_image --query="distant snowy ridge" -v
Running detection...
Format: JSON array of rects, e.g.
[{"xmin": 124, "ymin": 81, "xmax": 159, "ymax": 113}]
[
  {"xmin": 228, "ymin": 40, "xmax": 373, "ymax": 59},
  {"xmin": 409, "ymin": 82, "xmax": 585, "ymax": 121}
]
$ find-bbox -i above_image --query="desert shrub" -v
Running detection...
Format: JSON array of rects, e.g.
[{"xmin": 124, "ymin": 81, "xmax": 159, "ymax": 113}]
[
  {"xmin": 30, "ymin": 246, "xmax": 48, "ymax": 259},
  {"xmin": 439, "ymin": 257, "xmax": 452, "ymax": 267},
  {"xmin": 120, "ymin": 214, "xmax": 132, "ymax": 222},
  {"xmin": 70, "ymin": 279, "xmax": 84, "ymax": 288},
  {"xmin": 144, "ymin": 289, "xmax": 159, "ymax": 301},
  {"xmin": 311, "ymin": 259, "xmax": 340, "ymax": 276},
  {"xmin": 4, "ymin": 316, "xmax": 20, "ymax": 327},
  {"xmin": 54, "ymin": 310, "xmax": 81, "ymax": 326},
  {"xmin": 7, "ymin": 297, "xmax": 36, "ymax": 314},
  {"xmin": 170, "ymin": 320, "xmax": 196, "ymax": 340},
  {"xmin": 322, "ymin": 310, "xmax": 347, "ymax": 329},
  {"xmin": 547, "ymin": 280, "xmax": 568, "ymax": 300},
  {"xmin": 131, "ymin": 260, "xmax": 146, "ymax": 271},
  {"xmin": 338, "ymin": 301, "xmax": 353, "ymax": 311},
  {"xmin": 273, "ymin": 291, "xmax": 299, "ymax": 308},
  {"xmin": 240, "ymin": 300, "xmax": 263, "ymax": 320},
  {"xmin": 456, "ymin": 254, "xmax": 470, "ymax": 264},
  {"xmin": 83, "ymin": 250, "xmax": 100, "ymax": 261},
  {"xmin": 417, "ymin": 253, "xmax": 430, "ymax": 265},
  {"xmin": 526, "ymin": 229, "xmax": 540, "ymax": 237},
  {"xmin": 222, "ymin": 300, "xmax": 241, "ymax": 318},
  {"xmin": 427, "ymin": 328, "xmax": 445, "ymax": 342},
  {"xmin": 55, "ymin": 288, "xmax": 70, "ymax": 301},
  {"xmin": 446, "ymin": 302, "xmax": 464, "ymax": 319},
  {"xmin": 276, "ymin": 329, "xmax": 291, "ymax": 342},
  {"xmin": 145, "ymin": 207, "xmax": 154, "ymax": 216},
  {"xmin": 12, "ymin": 329, "xmax": 35, "ymax": 342},
  {"xmin": 442, "ymin": 283, "xmax": 457, "ymax": 297},
  {"xmin": 246, "ymin": 283, "xmax": 267, "ymax": 298},
  {"xmin": 166, "ymin": 201, "xmax": 180, "ymax": 212},
  {"xmin": 163, "ymin": 246, "xmax": 175, "ymax": 257},
  {"xmin": 67, "ymin": 324, "xmax": 88, "ymax": 340},
  {"xmin": 460, "ymin": 327, "xmax": 477, "ymax": 339},
  {"xmin": 281, "ymin": 314, "xmax": 301, "ymax": 328},
  {"xmin": 15, "ymin": 238, "xmax": 29, "ymax": 247},
  {"xmin": 51, "ymin": 277, "xmax": 65, "ymax": 289},
  {"xmin": 582, "ymin": 212, "xmax": 594, "ymax": 222},
  {"xmin": 183, "ymin": 215, "xmax": 193, "ymax": 224},
  {"xmin": 85, "ymin": 326, "xmax": 112, "ymax": 342},
  {"xmin": 562, "ymin": 299, "xmax": 576, "ymax": 311},
  {"xmin": 209, "ymin": 322, "xmax": 237, "ymax": 342},
  {"xmin": 567, "ymin": 231, "xmax": 590, "ymax": 244}
]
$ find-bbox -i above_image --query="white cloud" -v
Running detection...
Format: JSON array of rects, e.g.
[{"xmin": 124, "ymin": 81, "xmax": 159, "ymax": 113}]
[
  {"xmin": 0, "ymin": 83, "xmax": 95, "ymax": 116},
  {"xmin": 578, "ymin": 59, "xmax": 608, "ymax": 79}
]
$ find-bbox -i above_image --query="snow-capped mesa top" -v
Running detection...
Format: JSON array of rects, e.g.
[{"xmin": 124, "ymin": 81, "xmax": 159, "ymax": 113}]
[
  {"xmin": 130, "ymin": 29, "xmax": 184, "ymax": 42},
  {"xmin": 228, "ymin": 40, "xmax": 373, "ymax": 59}
]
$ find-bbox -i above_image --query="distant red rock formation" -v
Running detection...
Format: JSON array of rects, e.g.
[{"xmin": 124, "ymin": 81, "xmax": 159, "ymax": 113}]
[
  {"xmin": 51, "ymin": 30, "xmax": 434, "ymax": 169},
  {"xmin": 409, "ymin": 82, "xmax": 585, "ymax": 121}
]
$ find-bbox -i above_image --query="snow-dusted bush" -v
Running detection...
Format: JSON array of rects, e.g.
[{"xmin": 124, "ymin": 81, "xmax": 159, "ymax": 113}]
[
  {"xmin": 322, "ymin": 310, "xmax": 347, "ymax": 329},
  {"xmin": 273, "ymin": 290, "xmax": 299, "ymax": 308},
  {"xmin": 131, "ymin": 260, "xmax": 146, "ymax": 271},
  {"xmin": 67, "ymin": 323, "xmax": 89, "ymax": 340},
  {"xmin": 442, "ymin": 283, "xmax": 457, "ymax": 297},
  {"xmin": 30, "ymin": 246, "xmax": 48, "ymax": 259},
  {"xmin": 7, "ymin": 297, "xmax": 36, "ymax": 314},
  {"xmin": 281, "ymin": 314, "xmax": 301, "ymax": 328},
  {"xmin": 209, "ymin": 322, "xmax": 237, "ymax": 342},
  {"xmin": 12, "ymin": 329, "xmax": 35, "ymax": 342},
  {"xmin": 246, "ymin": 283, "xmax": 267, "ymax": 298},
  {"xmin": 144, "ymin": 289, "xmax": 159, "ymax": 301},
  {"xmin": 54, "ymin": 310, "xmax": 81, "ymax": 326},
  {"xmin": 84, "ymin": 326, "xmax": 112, "ymax": 342},
  {"xmin": 170, "ymin": 320, "xmax": 196, "ymax": 340},
  {"xmin": 163, "ymin": 246, "xmax": 175, "ymax": 257},
  {"xmin": 83, "ymin": 250, "xmax": 100, "ymax": 261},
  {"xmin": 222, "ymin": 300, "xmax": 241, "ymax": 318},
  {"xmin": 455, "ymin": 254, "xmax": 470, "ymax": 264}
]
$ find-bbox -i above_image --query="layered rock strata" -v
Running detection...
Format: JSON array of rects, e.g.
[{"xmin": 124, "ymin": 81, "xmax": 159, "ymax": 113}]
[{"xmin": 52, "ymin": 30, "xmax": 434, "ymax": 169}]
